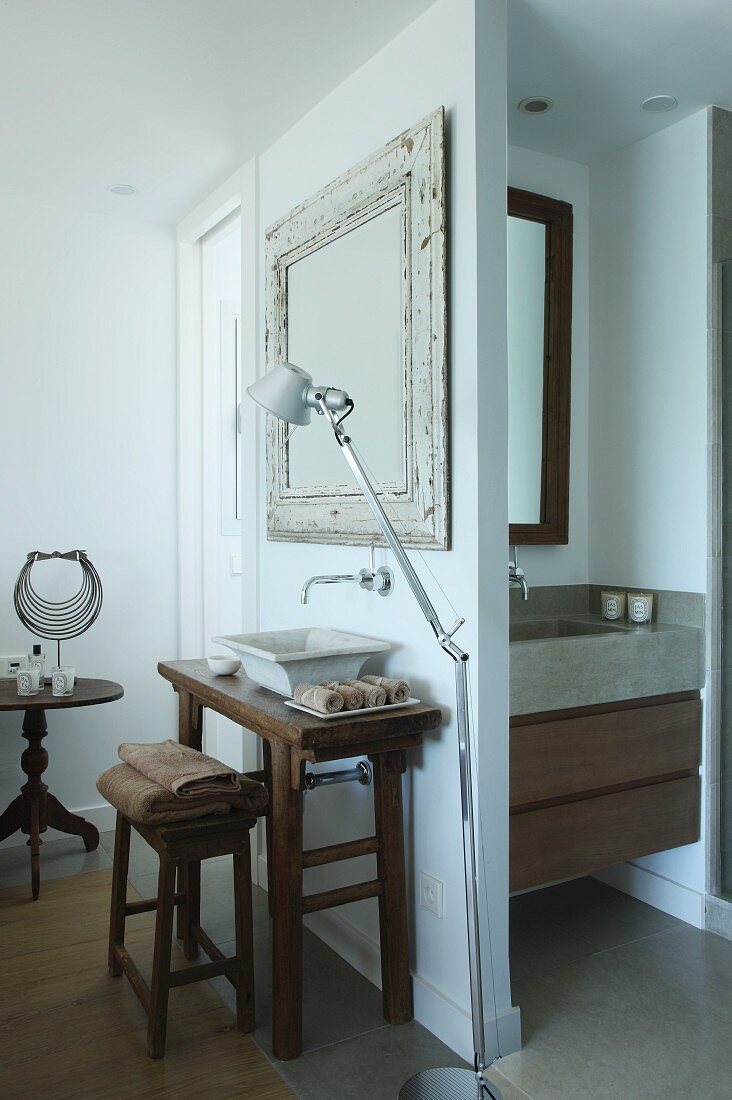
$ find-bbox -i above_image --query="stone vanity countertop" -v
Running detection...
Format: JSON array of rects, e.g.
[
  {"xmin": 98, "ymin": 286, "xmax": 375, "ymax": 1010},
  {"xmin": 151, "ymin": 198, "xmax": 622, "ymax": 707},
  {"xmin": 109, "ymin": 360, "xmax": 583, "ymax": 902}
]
[{"xmin": 509, "ymin": 613, "xmax": 705, "ymax": 717}]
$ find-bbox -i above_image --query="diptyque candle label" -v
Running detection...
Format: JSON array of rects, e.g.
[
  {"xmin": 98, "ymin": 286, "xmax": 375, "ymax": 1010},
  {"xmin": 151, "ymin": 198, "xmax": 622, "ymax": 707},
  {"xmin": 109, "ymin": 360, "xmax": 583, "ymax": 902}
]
[
  {"xmin": 628, "ymin": 593, "xmax": 653, "ymax": 624},
  {"xmin": 601, "ymin": 591, "xmax": 626, "ymax": 620}
]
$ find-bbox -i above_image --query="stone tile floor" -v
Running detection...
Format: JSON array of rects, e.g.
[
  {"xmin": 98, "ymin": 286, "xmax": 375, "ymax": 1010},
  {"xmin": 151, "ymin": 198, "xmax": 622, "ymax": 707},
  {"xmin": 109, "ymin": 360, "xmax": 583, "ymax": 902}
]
[{"xmin": 3, "ymin": 830, "xmax": 732, "ymax": 1099}]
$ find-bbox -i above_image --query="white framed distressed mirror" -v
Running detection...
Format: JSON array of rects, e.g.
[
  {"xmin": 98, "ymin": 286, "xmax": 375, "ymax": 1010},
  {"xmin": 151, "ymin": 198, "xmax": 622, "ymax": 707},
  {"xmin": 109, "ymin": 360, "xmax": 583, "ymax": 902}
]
[{"xmin": 264, "ymin": 107, "xmax": 448, "ymax": 548}]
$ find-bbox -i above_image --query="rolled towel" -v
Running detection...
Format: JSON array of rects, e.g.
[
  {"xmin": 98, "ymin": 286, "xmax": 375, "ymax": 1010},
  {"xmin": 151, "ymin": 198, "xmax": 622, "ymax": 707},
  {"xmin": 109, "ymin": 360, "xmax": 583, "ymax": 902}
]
[
  {"xmin": 119, "ymin": 739, "xmax": 241, "ymax": 800},
  {"xmin": 361, "ymin": 674, "xmax": 411, "ymax": 704},
  {"xmin": 294, "ymin": 683, "xmax": 344, "ymax": 715},
  {"xmin": 97, "ymin": 762, "xmax": 268, "ymax": 825},
  {"xmin": 343, "ymin": 678, "xmax": 387, "ymax": 708},
  {"xmin": 321, "ymin": 680, "xmax": 364, "ymax": 710}
]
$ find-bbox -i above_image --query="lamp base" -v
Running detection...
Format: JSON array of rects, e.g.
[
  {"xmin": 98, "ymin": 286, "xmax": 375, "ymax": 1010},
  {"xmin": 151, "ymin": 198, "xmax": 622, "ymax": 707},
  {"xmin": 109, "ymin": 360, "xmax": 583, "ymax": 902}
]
[{"xmin": 399, "ymin": 1067, "xmax": 503, "ymax": 1100}]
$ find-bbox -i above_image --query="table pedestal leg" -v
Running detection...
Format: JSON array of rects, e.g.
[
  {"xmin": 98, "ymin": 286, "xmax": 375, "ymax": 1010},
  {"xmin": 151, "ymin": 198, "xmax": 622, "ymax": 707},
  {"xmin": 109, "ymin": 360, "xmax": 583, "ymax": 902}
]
[
  {"xmin": 20, "ymin": 710, "xmax": 49, "ymax": 900},
  {"xmin": 12, "ymin": 709, "xmax": 101, "ymax": 898},
  {"xmin": 45, "ymin": 793, "xmax": 99, "ymax": 851},
  {"xmin": 0, "ymin": 795, "xmax": 24, "ymax": 844}
]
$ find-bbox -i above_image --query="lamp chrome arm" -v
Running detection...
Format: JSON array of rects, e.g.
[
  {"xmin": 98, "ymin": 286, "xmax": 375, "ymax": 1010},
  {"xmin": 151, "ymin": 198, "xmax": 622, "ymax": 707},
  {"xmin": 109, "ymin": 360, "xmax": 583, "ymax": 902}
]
[{"xmin": 317, "ymin": 397, "xmax": 488, "ymax": 1076}]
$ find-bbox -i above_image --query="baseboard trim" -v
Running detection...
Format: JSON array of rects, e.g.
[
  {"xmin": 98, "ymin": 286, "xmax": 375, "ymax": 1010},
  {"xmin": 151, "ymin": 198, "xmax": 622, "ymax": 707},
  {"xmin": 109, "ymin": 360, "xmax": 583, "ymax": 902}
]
[
  {"xmin": 592, "ymin": 862, "xmax": 705, "ymax": 928},
  {"xmin": 0, "ymin": 802, "xmax": 117, "ymax": 849},
  {"xmin": 257, "ymin": 853, "xmax": 521, "ymax": 1060}
]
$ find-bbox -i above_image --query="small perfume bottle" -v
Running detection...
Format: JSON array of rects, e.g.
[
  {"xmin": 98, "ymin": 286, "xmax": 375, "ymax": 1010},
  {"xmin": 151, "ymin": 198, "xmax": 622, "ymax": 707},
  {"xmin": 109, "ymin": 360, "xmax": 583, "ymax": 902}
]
[{"xmin": 28, "ymin": 643, "xmax": 45, "ymax": 689}]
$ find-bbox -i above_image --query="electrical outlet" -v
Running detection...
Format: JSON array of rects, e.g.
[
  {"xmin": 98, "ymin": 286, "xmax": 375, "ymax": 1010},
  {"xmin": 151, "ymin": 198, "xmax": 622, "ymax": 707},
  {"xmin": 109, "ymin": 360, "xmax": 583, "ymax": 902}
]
[
  {"xmin": 0, "ymin": 655, "xmax": 28, "ymax": 680},
  {"xmin": 420, "ymin": 872, "xmax": 443, "ymax": 918}
]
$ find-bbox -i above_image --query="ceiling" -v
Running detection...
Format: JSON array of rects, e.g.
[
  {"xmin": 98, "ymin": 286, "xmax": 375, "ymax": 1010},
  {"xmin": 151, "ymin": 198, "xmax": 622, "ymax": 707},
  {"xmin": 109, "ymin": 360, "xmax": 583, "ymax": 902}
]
[
  {"xmin": 0, "ymin": 0, "xmax": 435, "ymax": 224},
  {"xmin": 508, "ymin": 0, "xmax": 732, "ymax": 164}
]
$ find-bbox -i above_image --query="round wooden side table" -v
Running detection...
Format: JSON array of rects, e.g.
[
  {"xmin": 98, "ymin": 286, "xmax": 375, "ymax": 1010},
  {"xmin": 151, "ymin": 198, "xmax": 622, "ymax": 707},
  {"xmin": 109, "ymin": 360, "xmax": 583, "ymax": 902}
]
[{"xmin": 0, "ymin": 677, "xmax": 124, "ymax": 898}]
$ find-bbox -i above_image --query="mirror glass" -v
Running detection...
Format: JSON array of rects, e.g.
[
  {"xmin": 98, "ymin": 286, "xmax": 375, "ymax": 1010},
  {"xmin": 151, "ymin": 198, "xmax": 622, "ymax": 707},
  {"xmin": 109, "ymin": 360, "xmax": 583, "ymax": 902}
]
[
  {"xmin": 507, "ymin": 186, "xmax": 572, "ymax": 545},
  {"xmin": 287, "ymin": 206, "xmax": 405, "ymax": 489},
  {"xmin": 507, "ymin": 214, "xmax": 545, "ymax": 525}
]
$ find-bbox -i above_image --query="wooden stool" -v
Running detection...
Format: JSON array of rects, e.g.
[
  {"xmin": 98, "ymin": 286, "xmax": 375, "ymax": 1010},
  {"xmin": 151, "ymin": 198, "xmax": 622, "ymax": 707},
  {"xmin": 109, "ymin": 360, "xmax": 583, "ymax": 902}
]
[{"xmin": 107, "ymin": 809, "xmax": 257, "ymax": 1058}]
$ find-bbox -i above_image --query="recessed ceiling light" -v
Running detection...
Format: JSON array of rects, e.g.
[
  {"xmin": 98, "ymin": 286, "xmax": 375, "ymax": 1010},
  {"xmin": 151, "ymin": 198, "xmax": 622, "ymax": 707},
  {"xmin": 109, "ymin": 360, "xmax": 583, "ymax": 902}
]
[
  {"xmin": 640, "ymin": 95, "xmax": 678, "ymax": 113},
  {"xmin": 108, "ymin": 184, "xmax": 138, "ymax": 196},
  {"xmin": 518, "ymin": 96, "xmax": 554, "ymax": 115}
]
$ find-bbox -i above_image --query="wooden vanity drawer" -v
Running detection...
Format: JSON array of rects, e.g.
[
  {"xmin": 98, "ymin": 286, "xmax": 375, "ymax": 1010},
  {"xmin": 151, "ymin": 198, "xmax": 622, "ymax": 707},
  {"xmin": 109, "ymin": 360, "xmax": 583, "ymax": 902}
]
[
  {"xmin": 510, "ymin": 774, "xmax": 700, "ymax": 892},
  {"xmin": 510, "ymin": 694, "xmax": 701, "ymax": 812}
]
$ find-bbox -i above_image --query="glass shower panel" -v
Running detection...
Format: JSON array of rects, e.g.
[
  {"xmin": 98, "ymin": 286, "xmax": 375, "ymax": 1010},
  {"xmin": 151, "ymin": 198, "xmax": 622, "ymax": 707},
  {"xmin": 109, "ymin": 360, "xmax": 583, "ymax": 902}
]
[{"xmin": 722, "ymin": 260, "xmax": 732, "ymax": 898}]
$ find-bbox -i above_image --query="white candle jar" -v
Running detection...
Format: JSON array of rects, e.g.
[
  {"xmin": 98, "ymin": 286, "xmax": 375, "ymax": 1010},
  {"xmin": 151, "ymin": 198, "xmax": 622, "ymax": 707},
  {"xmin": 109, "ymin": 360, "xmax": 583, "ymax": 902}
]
[
  {"xmin": 601, "ymin": 591, "xmax": 627, "ymax": 621},
  {"xmin": 627, "ymin": 592, "xmax": 653, "ymax": 624},
  {"xmin": 17, "ymin": 668, "xmax": 40, "ymax": 696}
]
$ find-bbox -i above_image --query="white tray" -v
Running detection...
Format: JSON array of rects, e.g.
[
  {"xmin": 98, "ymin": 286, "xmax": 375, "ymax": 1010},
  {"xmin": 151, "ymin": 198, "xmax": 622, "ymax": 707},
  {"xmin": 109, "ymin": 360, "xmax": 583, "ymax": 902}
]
[{"xmin": 284, "ymin": 697, "xmax": 420, "ymax": 721}]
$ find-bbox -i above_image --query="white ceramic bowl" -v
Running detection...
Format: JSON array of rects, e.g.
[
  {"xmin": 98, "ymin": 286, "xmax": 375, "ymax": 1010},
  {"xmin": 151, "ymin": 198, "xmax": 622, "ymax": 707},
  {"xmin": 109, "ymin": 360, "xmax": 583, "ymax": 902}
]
[{"xmin": 206, "ymin": 655, "xmax": 242, "ymax": 677}]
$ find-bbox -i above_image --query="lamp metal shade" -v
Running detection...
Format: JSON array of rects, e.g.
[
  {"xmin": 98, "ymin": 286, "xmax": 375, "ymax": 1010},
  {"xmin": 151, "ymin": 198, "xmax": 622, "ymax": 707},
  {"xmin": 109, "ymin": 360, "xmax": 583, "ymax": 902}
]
[{"xmin": 247, "ymin": 362, "xmax": 313, "ymax": 426}]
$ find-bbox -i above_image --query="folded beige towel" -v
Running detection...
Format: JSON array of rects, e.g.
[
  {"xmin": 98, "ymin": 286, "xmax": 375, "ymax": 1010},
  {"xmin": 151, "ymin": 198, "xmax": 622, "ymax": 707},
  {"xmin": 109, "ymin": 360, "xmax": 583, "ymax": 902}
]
[
  {"xmin": 294, "ymin": 683, "xmax": 344, "ymax": 715},
  {"xmin": 119, "ymin": 739, "xmax": 240, "ymax": 800},
  {"xmin": 343, "ymin": 679, "xmax": 387, "ymax": 708},
  {"xmin": 361, "ymin": 674, "xmax": 411, "ymax": 704},
  {"xmin": 96, "ymin": 762, "xmax": 268, "ymax": 825},
  {"xmin": 321, "ymin": 680, "xmax": 365, "ymax": 710}
]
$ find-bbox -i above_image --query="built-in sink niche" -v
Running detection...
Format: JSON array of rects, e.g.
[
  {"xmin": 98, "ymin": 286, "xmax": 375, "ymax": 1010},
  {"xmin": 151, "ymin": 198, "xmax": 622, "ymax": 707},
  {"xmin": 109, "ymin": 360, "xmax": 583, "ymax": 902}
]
[
  {"xmin": 509, "ymin": 584, "xmax": 704, "ymax": 718},
  {"xmin": 508, "ymin": 582, "xmax": 705, "ymax": 893}
]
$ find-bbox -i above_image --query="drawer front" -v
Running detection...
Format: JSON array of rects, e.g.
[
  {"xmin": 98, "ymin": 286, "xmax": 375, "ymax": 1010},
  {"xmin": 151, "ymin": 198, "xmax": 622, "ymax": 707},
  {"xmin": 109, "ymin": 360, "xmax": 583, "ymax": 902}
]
[
  {"xmin": 510, "ymin": 775, "xmax": 700, "ymax": 893},
  {"xmin": 510, "ymin": 698, "xmax": 701, "ymax": 811}
]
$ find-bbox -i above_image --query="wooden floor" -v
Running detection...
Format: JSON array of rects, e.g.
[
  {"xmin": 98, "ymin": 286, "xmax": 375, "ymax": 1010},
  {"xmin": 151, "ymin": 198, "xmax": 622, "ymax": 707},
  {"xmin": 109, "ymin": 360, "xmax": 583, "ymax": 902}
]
[{"xmin": 0, "ymin": 869, "xmax": 295, "ymax": 1100}]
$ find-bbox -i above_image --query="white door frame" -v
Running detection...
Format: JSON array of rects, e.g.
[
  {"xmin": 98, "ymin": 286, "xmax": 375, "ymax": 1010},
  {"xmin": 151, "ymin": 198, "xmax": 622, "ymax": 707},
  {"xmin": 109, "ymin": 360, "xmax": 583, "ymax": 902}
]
[
  {"xmin": 176, "ymin": 160, "xmax": 259, "ymax": 663},
  {"xmin": 176, "ymin": 161, "xmax": 261, "ymax": 874}
]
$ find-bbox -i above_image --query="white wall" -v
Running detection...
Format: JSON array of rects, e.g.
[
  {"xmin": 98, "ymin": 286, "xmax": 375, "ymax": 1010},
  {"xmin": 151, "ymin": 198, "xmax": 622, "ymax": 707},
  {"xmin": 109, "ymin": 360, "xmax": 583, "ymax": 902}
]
[
  {"xmin": 508, "ymin": 145, "xmax": 590, "ymax": 585},
  {"xmin": 588, "ymin": 112, "xmax": 708, "ymax": 593},
  {"xmin": 0, "ymin": 197, "xmax": 178, "ymax": 840},
  {"xmin": 588, "ymin": 111, "xmax": 709, "ymax": 918},
  {"xmin": 253, "ymin": 0, "xmax": 515, "ymax": 1059}
]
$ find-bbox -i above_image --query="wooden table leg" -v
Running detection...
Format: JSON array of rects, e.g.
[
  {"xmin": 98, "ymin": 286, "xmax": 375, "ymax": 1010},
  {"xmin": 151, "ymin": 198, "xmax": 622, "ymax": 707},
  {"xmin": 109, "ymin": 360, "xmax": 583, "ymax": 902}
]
[
  {"xmin": 45, "ymin": 793, "xmax": 99, "ymax": 851},
  {"xmin": 0, "ymin": 795, "xmax": 24, "ymax": 845},
  {"xmin": 262, "ymin": 739, "xmax": 275, "ymax": 917},
  {"xmin": 269, "ymin": 739, "xmax": 304, "ymax": 1061},
  {"xmin": 177, "ymin": 689, "xmax": 203, "ymax": 751},
  {"xmin": 234, "ymin": 835, "xmax": 255, "ymax": 1033},
  {"xmin": 176, "ymin": 689, "xmax": 204, "ymax": 940},
  {"xmin": 371, "ymin": 750, "xmax": 413, "ymax": 1024},
  {"xmin": 20, "ymin": 710, "xmax": 48, "ymax": 900}
]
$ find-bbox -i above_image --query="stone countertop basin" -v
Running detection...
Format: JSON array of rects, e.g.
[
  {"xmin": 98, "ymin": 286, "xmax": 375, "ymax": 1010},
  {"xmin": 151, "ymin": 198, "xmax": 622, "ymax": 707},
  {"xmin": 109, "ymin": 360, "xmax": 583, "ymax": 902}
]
[
  {"xmin": 212, "ymin": 627, "xmax": 391, "ymax": 697},
  {"xmin": 509, "ymin": 615, "xmax": 705, "ymax": 716}
]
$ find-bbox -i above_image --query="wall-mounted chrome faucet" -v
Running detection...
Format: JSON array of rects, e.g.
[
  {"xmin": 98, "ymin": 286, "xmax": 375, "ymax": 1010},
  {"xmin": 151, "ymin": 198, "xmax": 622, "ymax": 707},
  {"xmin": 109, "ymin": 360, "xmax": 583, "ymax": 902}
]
[
  {"xmin": 301, "ymin": 544, "xmax": 394, "ymax": 605},
  {"xmin": 509, "ymin": 544, "xmax": 529, "ymax": 601}
]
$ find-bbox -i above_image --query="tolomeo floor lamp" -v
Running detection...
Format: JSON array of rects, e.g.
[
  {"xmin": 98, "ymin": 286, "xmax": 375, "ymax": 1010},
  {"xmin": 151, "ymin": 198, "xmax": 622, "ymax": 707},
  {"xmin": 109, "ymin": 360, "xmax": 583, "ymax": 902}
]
[{"xmin": 247, "ymin": 362, "xmax": 501, "ymax": 1100}]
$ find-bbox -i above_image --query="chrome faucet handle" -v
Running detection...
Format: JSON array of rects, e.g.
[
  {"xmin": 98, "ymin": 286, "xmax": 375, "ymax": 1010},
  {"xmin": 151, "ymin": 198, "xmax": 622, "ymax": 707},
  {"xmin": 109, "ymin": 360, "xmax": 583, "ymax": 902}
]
[{"xmin": 359, "ymin": 543, "xmax": 394, "ymax": 597}]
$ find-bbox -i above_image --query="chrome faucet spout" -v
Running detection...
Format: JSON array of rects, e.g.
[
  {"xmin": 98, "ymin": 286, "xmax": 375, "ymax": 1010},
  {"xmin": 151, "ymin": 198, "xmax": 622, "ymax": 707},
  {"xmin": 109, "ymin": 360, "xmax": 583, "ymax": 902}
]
[
  {"xmin": 509, "ymin": 544, "xmax": 529, "ymax": 601},
  {"xmin": 301, "ymin": 545, "xmax": 395, "ymax": 604},
  {"xmin": 513, "ymin": 575, "xmax": 529, "ymax": 600},
  {"xmin": 300, "ymin": 574, "xmax": 361, "ymax": 605}
]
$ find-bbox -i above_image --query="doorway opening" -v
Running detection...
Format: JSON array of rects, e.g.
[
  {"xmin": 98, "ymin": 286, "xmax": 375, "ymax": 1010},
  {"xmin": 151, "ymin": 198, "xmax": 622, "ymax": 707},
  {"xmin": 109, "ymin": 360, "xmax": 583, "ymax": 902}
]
[{"xmin": 200, "ymin": 211, "xmax": 247, "ymax": 772}]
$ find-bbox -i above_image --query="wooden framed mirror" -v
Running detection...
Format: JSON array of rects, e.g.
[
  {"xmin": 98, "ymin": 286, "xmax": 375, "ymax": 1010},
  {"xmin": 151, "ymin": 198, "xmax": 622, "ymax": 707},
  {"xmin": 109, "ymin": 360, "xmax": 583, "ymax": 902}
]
[
  {"xmin": 508, "ymin": 186, "xmax": 572, "ymax": 545},
  {"xmin": 263, "ymin": 108, "xmax": 448, "ymax": 549}
]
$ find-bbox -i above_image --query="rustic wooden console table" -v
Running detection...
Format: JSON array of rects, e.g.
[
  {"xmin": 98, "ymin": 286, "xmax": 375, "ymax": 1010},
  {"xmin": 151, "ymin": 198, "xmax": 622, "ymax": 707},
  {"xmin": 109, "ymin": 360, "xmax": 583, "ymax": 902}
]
[{"xmin": 157, "ymin": 659, "xmax": 441, "ymax": 1061}]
